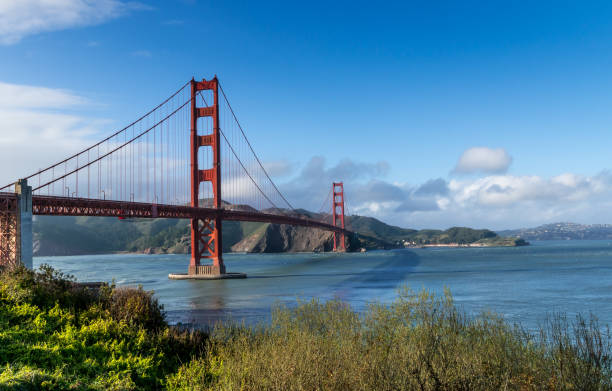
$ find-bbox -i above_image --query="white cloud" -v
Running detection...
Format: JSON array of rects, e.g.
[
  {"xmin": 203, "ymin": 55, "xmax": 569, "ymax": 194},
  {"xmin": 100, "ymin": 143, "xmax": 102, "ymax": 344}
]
[
  {"xmin": 279, "ymin": 156, "xmax": 391, "ymax": 212},
  {"xmin": 0, "ymin": 82, "xmax": 104, "ymax": 186},
  {"xmin": 453, "ymin": 147, "xmax": 512, "ymax": 174},
  {"xmin": 346, "ymin": 172, "xmax": 612, "ymax": 230},
  {"xmin": 449, "ymin": 173, "xmax": 601, "ymax": 207},
  {"xmin": 0, "ymin": 81, "xmax": 87, "ymax": 108},
  {"xmin": 0, "ymin": 0, "xmax": 147, "ymax": 45}
]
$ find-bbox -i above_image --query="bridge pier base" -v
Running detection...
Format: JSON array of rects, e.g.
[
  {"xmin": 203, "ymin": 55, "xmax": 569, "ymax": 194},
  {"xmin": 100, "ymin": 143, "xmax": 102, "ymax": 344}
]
[
  {"xmin": 188, "ymin": 264, "xmax": 224, "ymax": 276},
  {"xmin": 173, "ymin": 256, "xmax": 245, "ymax": 280},
  {"xmin": 168, "ymin": 271, "xmax": 246, "ymax": 280}
]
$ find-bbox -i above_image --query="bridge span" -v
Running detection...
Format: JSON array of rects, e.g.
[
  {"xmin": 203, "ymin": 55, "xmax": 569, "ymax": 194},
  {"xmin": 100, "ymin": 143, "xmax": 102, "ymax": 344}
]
[{"xmin": 0, "ymin": 77, "xmax": 350, "ymax": 278}]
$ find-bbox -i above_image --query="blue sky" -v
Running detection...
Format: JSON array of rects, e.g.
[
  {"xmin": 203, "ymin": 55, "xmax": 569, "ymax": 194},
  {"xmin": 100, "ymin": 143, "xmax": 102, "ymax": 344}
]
[{"xmin": 3, "ymin": 1, "xmax": 612, "ymax": 229}]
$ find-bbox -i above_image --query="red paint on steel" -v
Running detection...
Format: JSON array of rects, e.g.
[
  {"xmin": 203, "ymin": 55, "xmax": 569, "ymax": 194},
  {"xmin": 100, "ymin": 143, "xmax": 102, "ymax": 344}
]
[
  {"xmin": 0, "ymin": 192, "xmax": 19, "ymax": 267},
  {"xmin": 190, "ymin": 78, "xmax": 223, "ymax": 274},
  {"xmin": 26, "ymin": 195, "xmax": 349, "ymax": 234},
  {"xmin": 332, "ymin": 182, "xmax": 346, "ymax": 251}
]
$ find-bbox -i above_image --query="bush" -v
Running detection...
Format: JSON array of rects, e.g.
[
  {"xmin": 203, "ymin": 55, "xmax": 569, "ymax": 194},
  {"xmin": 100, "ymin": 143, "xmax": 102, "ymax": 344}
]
[
  {"xmin": 0, "ymin": 264, "xmax": 98, "ymax": 313},
  {"xmin": 107, "ymin": 285, "xmax": 166, "ymax": 331},
  {"xmin": 169, "ymin": 288, "xmax": 612, "ymax": 391},
  {"xmin": 1, "ymin": 264, "xmax": 611, "ymax": 390},
  {"xmin": 0, "ymin": 264, "xmax": 208, "ymax": 390}
]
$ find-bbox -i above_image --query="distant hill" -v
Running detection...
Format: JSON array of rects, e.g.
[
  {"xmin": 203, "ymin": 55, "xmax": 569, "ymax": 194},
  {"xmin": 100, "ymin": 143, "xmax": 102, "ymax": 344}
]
[
  {"xmin": 498, "ymin": 222, "xmax": 612, "ymax": 241},
  {"xmin": 33, "ymin": 216, "xmax": 269, "ymax": 256},
  {"xmin": 32, "ymin": 210, "xmax": 523, "ymax": 256},
  {"xmin": 344, "ymin": 215, "xmax": 417, "ymax": 242}
]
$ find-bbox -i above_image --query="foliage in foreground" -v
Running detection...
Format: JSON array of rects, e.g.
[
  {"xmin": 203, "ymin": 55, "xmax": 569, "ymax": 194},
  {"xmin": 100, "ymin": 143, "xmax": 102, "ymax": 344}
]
[
  {"xmin": 1, "ymin": 265, "xmax": 611, "ymax": 390},
  {"xmin": 0, "ymin": 265, "xmax": 207, "ymax": 390}
]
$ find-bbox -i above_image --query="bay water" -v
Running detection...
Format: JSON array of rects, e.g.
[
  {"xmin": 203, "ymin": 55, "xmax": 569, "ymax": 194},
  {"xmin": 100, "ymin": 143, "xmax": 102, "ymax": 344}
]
[{"xmin": 34, "ymin": 240, "xmax": 612, "ymax": 330}]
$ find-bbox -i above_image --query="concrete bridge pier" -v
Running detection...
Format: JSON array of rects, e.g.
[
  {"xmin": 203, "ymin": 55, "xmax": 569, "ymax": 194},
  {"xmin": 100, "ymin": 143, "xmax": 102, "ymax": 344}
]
[{"xmin": 15, "ymin": 179, "xmax": 33, "ymax": 269}]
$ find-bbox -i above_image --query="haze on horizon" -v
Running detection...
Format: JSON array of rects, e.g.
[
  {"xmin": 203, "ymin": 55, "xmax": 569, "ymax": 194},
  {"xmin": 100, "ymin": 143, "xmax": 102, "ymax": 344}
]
[{"xmin": 2, "ymin": 0, "xmax": 612, "ymax": 230}]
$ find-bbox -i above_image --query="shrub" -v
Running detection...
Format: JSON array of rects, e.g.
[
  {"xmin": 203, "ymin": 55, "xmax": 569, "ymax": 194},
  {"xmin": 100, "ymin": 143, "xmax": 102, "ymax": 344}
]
[
  {"xmin": 169, "ymin": 288, "xmax": 612, "ymax": 391},
  {"xmin": 165, "ymin": 357, "xmax": 223, "ymax": 391},
  {"xmin": 107, "ymin": 285, "xmax": 166, "ymax": 331},
  {"xmin": 0, "ymin": 264, "xmax": 98, "ymax": 313}
]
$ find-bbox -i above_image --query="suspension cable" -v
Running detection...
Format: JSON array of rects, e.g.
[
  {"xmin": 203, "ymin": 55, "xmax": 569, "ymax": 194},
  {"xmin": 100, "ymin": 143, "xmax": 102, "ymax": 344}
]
[
  {"xmin": 317, "ymin": 187, "xmax": 333, "ymax": 215},
  {"xmin": 218, "ymin": 128, "xmax": 280, "ymax": 210},
  {"xmin": 218, "ymin": 82, "xmax": 294, "ymax": 210},
  {"xmin": 33, "ymin": 95, "xmax": 193, "ymax": 192},
  {"xmin": 197, "ymin": 89, "xmax": 288, "ymax": 212},
  {"xmin": 1, "ymin": 80, "xmax": 191, "ymax": 191}
]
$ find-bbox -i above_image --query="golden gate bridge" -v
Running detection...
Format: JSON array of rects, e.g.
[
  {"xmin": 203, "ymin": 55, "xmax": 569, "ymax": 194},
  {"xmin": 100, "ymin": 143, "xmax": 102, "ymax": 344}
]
[{"xmin": 0, "ymin": 77, "xmax": 350, "ymax": 279}]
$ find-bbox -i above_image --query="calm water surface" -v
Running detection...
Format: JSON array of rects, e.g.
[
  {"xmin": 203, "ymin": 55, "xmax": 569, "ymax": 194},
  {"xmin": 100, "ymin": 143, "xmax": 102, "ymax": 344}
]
[{"xmin": 34, "ymin": 240, "xmax": 612, "ymax": 329}]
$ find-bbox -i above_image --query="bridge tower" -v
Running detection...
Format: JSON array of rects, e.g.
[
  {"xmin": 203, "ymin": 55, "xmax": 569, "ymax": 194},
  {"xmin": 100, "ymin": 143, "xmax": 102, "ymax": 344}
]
[
  {"xmin": 332, "ymin": 182, "xmax": 346, "ymax": 252},
  {"xmin": 189, "ymin": 77, "xmax": 224, "ymax": 276},
  {"xmin": 0, "ymin": 179, "xmax": 32, "ymax": 269}
]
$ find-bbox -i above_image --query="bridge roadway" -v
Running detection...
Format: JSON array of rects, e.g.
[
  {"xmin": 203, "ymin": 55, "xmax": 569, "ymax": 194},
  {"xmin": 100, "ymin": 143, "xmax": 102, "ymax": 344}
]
[{"xmin": 13, "ymin": 194, "xmax": 350, "ymax": 235}]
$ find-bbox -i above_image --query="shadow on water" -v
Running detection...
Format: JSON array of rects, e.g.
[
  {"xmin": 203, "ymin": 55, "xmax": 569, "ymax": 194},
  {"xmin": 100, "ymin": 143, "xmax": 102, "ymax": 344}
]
[
  {"xmin": 168, "ymin": 249, "xmax": 423, "ymax": 328},
  {"xmin": 249, "ymin": 272, "xmax": 366, "ymax": 279},
  {"xmin": 332, "ymin": 249, "xmax": 421, "ymax": 288}
]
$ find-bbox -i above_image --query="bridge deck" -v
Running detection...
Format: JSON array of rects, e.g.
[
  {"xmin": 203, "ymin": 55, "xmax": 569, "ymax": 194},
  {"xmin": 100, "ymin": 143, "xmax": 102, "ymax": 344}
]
[{"xmin": 24, "ymin": 195, "xmax": 349, "ymax": 234}]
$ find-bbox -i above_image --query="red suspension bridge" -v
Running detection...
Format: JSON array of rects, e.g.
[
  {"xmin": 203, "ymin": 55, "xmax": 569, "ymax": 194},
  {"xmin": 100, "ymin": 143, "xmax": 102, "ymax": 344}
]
[{"xmin": 0, "ymin": 77, "xmax": 350, "ymax": 279}]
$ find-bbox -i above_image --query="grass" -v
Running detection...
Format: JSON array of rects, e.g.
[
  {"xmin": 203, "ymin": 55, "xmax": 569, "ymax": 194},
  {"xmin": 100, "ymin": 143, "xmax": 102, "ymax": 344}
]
[{"xmin": 0, "ymin": 265, "xmax": 611, "ymax": 390}]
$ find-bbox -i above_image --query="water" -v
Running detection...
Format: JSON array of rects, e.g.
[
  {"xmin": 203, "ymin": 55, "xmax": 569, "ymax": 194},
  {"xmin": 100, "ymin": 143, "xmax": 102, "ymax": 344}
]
[{"xmin": 34, "ymin": 240, "xmax": 612, "ymax": 329}]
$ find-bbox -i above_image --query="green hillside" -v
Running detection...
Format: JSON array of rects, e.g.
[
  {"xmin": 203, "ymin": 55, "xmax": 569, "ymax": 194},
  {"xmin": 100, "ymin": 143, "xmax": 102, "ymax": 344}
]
[
  {"xmin": 345, "ymin": 215, "xmax": 417, "ymax": 242},
  {"xmin": 345, "ymin": 217, "xmax": 503, "ymax": 246},
  {"xmin": 33, "ymin": 213, "xmax": 523, "ymax": 256},
  {"xmin": 33, "ymin": 216, "xmax": 257, "ymax": 255},
  {"xmin": 408, "ymin": 226, "xmax": 497, "ymax": 245}
]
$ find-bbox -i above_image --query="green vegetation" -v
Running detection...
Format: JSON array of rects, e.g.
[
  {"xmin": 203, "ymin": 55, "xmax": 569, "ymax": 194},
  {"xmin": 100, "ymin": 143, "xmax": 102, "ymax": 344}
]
[
  {"xmin": 34, "ymin": 214, "xmax": 522, "ymax": 256},
  {"xmin": 407, "ymin": 226, "xmax": 497, "ymax": 245},
  {"xmin": 346, "ymin": 215, "xmax": 520, "ymax": 247},
  {"xmin": 1, "ymin": 265, "xmax": 610, "ymax": 390},
  {"xmin": 34, "ymin": 216, "xmax": 253, "ymax": 255},
  {"xmin": 348, "ymin": 219, "xmax": 518, "ymax": 247},
  {"xmin": 0, "ymin": 265, "xmax": 208, "ymax": 390},
  {"xmin": 346, "ymin": 215, "xmax": 417, "ymax": 242},
  {"xmin": 477, "ymin": 236, "xmax": 529, "ymax": 247}
]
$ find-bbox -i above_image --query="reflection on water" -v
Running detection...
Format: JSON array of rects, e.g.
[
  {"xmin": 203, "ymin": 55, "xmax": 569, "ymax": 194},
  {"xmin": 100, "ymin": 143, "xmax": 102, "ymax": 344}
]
[{"xmin": 34, "ymin": 241, "xmax": 612, "ymax": 329}]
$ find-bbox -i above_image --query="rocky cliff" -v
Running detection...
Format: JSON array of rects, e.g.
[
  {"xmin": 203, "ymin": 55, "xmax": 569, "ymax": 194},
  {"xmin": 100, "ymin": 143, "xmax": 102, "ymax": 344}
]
[{"xmin": 230, "ymin": 224, "xmax": 336, "ymax": 253}]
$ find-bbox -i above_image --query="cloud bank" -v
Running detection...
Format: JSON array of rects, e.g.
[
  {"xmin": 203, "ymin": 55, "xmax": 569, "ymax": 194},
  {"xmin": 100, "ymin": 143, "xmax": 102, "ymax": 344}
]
[{"xmin": 279, "ymin": 156, "xmax": 612, "ymax": 230}]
